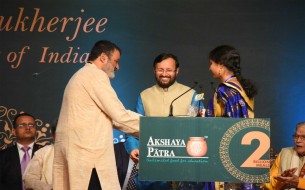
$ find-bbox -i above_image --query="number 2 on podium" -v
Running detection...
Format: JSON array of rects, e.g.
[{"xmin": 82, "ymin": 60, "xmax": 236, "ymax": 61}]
[{"xmin": 240, "ymin": 131, "xmax": 270, "ymax": 168}]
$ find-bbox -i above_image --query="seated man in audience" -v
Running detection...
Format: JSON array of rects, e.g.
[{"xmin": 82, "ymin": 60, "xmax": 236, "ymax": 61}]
[
  {"xmin": 23, "ymin": 120, "xmax": 57, "ymax": 190},
  {"xmin": 24, "ymin": 120, "xmax": 130, "ymax": 190},
  {"xmin": 0, "ymin": 112, "xmax": 43, "ymax": 190},
  {"xmin": 262, "ymin": 121, "xmax": 305, "ymax": 189}
]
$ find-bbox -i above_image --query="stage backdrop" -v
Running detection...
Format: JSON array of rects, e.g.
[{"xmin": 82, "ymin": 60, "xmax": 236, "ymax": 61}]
[{"xmin": 1, "ymin": 0, "xmax": 304, "ymax": 151}]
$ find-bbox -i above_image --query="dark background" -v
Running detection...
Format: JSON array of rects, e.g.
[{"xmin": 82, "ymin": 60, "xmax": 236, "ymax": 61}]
[{"xmin": 1, "ymin": 0, "xmax": 304, "ymax": 152}]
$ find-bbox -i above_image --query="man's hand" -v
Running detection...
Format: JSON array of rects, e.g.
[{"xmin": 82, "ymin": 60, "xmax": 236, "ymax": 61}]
[
  {"xmin": 281, "ymin": 168, "xmax": 297, "ymax": 177},
  {"xmin": 274, "ymin": 168, "xmax": 299, "ymax": 187},
  {"xmin": 274, "ymin": 175, "xmax": 299, "ymax": 187},
  {"xmin": 130, "ymin": 149, "xmax": 139, "ymax": 163}
]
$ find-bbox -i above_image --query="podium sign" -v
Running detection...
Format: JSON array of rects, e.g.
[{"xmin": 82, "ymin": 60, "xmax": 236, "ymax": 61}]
[{"xmin": 139, "ymin": 117, "xmax": 270, "ymax": 183}]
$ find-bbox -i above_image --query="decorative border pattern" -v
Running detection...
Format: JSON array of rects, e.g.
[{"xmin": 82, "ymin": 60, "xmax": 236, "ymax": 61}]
[{"xmin": 219, "ymin": 119, "xmax": 270, "ymax": 182}]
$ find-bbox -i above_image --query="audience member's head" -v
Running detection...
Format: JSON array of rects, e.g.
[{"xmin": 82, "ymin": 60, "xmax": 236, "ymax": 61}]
[
  {"xmin": 13, "ymin": 112, "xmax": 37, "ymax": 145},
  {"xmin": 293, "ymin": 121, "xmax": 305, "ymax": 156}
]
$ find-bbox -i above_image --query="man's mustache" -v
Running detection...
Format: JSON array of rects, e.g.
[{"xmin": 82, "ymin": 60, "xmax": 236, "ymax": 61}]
[{"xmin": 159, "ymin": 76, "xmax": 170, "ymax": 78}]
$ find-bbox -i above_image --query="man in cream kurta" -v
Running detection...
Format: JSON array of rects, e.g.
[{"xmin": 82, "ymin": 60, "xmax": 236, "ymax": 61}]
[{"xmin": 53, "ymin": 40, "xmax": 140, "ymax": 190}]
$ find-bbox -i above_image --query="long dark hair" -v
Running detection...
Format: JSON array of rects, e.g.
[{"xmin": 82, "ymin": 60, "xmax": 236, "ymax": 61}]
[{"xmin": 209, "ymin": 45, "xmax": 257, "ymax": 98}]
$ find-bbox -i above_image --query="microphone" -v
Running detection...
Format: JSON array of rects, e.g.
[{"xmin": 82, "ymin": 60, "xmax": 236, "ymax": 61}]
[{"xmin": 168, "ymin": 81, "xmax": 198, "ymax": 117}]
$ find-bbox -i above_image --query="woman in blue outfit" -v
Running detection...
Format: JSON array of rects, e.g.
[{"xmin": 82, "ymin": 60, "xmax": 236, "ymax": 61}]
[
  {"xmin": 205, "ymin": 45, "xmax": 258, "ymax": 190},
  {"xmin": 205, "ymin": 45, "xmax": 257, "ymax": 118}
]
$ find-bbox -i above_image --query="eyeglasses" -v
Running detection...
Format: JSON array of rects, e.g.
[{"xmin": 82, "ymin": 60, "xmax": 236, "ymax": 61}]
[
  {"xmin": 16, "ymin": 123, "xmax": 36, "ymax": 128},
  {"xmin": 292, "ymin": 134, "xmax": 305, "ymax": 141},
  {"xmin": 155, "ymin": 69, "xmax": 176, "ymax": 74}
]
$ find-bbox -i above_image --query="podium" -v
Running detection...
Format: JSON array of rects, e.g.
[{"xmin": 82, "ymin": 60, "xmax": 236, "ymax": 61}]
[{"xmin": 139, "ymin": 117, "xmax": 270, "ymax": 183}]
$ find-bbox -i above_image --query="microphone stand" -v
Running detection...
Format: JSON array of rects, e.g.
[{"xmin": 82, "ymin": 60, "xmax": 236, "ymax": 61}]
[
  {"xmin": 196, "ymin": 85, "xmax": 203, "ymax": 117},
  {"xmin": 168, "ymin": 82, "xmax": 198, "ymax": 117},
  {"xmin": 196, "ymin": 100, "xmax": 202, "ymax": 117}
]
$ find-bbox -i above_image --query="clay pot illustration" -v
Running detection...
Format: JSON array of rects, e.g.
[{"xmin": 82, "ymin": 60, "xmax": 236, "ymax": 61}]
[{"xmin": 186, "ymin": 137, "xmax": 207, "ymax": 157}]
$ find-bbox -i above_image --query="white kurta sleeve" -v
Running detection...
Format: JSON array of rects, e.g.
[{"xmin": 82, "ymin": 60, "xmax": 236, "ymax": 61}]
[{"xmin": 23, "ymin": 146, "xmax": 53, "ymax": 190}]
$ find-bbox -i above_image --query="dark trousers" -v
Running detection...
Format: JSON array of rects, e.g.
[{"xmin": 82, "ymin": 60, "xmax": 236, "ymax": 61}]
[{"xmin": 88, "ymin": 168, "xmax": 102, "ymax": 190}]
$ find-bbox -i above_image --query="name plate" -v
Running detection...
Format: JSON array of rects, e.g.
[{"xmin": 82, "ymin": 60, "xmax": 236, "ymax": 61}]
[{"xmin": 139, "ymin": 117, "xmax": 270, "ymax": 183}]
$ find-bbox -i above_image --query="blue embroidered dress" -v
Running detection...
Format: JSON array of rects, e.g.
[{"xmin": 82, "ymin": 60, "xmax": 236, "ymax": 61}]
[
  {"xmin": 205, "ymin": 81, "xmax": 255, "ymax": 190},
  {"xmin": 205, "ymin": 82, "xmax": 254, "ymax": 118}
]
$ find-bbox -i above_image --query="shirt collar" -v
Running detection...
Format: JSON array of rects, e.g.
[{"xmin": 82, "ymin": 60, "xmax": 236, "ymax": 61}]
[{"xmin": 16, "ymin": 142, "xmax": 34, "ymax": 150}]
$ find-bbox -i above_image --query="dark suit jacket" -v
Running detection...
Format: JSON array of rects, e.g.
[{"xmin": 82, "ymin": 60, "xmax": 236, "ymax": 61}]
[
  {"xmin": 0, "ymin": 143, "xmax": 43, "ymax": 190},
  {"xmin": 114, "ymin": 142, "xmax": 130, "ymax": 188}
]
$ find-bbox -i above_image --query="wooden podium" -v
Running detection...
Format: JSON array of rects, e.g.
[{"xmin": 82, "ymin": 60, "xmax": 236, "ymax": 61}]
[{"xmin": 139, "ymin": 117, "xmax": 270, "ymax": 183}]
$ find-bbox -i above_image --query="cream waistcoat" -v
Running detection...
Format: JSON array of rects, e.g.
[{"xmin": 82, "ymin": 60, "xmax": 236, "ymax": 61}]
[{"xmin": 141, "ymin": 82, "xmax": 195, "ymax": 116}]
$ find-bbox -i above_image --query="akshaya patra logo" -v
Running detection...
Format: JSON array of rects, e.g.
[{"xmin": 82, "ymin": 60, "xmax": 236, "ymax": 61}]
[{"xmin": 145, "ymin": 136, "xmax": 208, "ymax": 164}]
